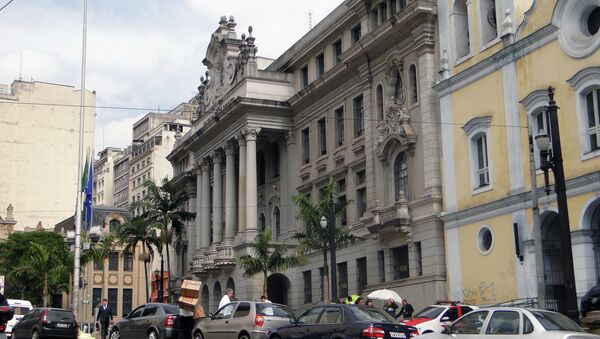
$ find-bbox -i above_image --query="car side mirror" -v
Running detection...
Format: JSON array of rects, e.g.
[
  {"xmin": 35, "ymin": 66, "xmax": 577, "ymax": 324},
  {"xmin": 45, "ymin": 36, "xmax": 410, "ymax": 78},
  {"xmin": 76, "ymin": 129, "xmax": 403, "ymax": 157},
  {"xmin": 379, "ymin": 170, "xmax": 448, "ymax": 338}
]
[
  {"xmin": 289, "ymin": 317, "xmax": 297, "ymax": 324},
  {"xmin": 442, "ymin": 326, "xmax": 451, "ymax": 335},
  {"xmin": 208, "ymin": 313, "xmax": 214, "ymax": 319},
  {"xmin": 441, "ymin": 316, "xmax": 450, "ymax": 321},
  {"xmin": 123, "ymin": 313, "xmax": 129, "ymax": 319}
]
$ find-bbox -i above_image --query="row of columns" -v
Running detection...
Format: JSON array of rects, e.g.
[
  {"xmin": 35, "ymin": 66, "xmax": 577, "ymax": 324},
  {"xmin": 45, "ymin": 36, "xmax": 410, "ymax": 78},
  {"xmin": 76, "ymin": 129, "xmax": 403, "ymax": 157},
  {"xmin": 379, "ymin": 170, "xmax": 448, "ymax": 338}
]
[{"xmin": 193, "ymin": 127, "xmax": 260, "ymax": 252}]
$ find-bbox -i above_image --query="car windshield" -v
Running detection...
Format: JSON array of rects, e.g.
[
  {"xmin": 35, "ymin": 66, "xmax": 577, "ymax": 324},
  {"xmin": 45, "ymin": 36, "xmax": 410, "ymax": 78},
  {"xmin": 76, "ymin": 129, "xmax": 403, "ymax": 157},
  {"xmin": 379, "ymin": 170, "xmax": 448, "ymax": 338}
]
[
  {"xmin": 530, "ymin": 311, "xmax": 583, "ymax": 332},
  {"xmin": 350, "ymin": 306, "xmax": 397, "ymax": 323},
  {"xmin": 12, "ymin": 307, "xmax": 31, "ymax": 315},
  {"xmin": 163, "ymin": 304, "xmax": 179, "ymax": 315},
  {"xmin": 414, "ymin": 306, "xmax": 444, "ymax": 319},
  {"xmin": 48, "ymin": 310, "xmax": 76, "ymax": 322},
  {"xmin": 256, "ymin": 304, "xmax": 294, "ymax": 318}
]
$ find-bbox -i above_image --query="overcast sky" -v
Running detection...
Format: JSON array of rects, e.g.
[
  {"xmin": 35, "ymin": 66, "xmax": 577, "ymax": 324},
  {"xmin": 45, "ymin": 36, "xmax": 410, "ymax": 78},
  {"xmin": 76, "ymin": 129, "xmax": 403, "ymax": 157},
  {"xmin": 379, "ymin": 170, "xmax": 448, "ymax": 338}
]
[{"xmin": 0, "ymin": 0, "xmax": 342, "ymax": 150}]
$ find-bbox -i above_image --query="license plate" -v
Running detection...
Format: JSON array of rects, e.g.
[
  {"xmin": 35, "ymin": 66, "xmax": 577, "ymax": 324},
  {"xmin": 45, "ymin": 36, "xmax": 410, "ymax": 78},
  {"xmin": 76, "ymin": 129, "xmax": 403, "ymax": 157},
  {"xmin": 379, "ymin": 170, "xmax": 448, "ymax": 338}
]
[
  {"xmin": 389, "ymin": 332, "xmax": 406, "ymax": 338},
  {"xmin": 56, "ymin": 323, "xmax": 69, "ymax": 328}
]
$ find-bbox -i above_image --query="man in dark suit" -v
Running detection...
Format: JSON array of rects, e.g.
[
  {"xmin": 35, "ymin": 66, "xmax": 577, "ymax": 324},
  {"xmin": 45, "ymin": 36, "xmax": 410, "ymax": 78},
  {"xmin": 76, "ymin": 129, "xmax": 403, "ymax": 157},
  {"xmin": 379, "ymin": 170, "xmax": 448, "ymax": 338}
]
[{"xmin": 96, "ymin": 298, "xmax": 113, "ymax": 339}]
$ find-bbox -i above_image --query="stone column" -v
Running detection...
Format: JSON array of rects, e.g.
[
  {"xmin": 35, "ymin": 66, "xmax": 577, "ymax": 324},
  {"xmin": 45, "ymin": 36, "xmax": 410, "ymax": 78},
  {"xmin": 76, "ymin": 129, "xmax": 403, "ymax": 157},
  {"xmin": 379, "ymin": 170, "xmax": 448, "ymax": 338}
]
[
  {"xmin": 224, "ymin": 142, "xmax": 237, "ymax": 244},
  {"xmin": 284, "ymin": 132, "xmax": 296, "ymax": 234},
  {"xmin": 238, "ymin": 136, "xmax": 247, "ymax": 234},
  {"xmin": 244, "ymin": 127, "xmax": 260, "ymax": 233},
  {"xmin": 200, "ymin": 160, "xmax": 211, "ymax": 250},
  {"xmin": 212, "ymin": 150, "xmax": 224, "ymax": 245},
  {"xmin": 194, "ymin": 167, "xmax": 202, "ymax": 251}
]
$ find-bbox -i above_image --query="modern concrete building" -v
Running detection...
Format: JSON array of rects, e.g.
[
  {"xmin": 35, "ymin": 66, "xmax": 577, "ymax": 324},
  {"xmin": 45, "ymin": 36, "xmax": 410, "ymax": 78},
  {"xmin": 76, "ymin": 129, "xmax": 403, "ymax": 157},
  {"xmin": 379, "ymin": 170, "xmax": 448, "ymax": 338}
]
[
  {"xmin": 0, "ymin": 80, "xmax": 95, "ymax": 231},
  {"xmin": 434, "ymin": 0, "xmax": 600, "ymax": 310},
  {"xmin": 93, "ymin": 147, "xmax": 122, "ymax": 207},
  {"xmin": 168, "ymin": 0, "xmax": 445, "ymax": 313},
  {"xmin": 113, "ymin": 146, "xmax": 132, "ymax": 209}
]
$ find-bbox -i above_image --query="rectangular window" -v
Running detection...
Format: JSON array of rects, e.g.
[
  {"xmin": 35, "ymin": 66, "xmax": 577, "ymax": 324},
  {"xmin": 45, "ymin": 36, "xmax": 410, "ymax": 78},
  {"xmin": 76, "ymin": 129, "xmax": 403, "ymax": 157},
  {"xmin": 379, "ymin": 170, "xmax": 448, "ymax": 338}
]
[
  {"xmin": 335, "ymin": 107, "xmax": 344, "ymax": 147},
  {"xmin": 415, "ymin": 241, "xmax": 423, "ymax": 276},
  {"xmin": 92, "ymin": 288, "xmax": 102, "ymax": 316},
  {"xmin": 356, "ymin": 257, "xmax": 367, "ymax": 294},
  {"xmin": 123, "ymin": 252, "xmax": 133, "ymax": 272},
  {"xmin": 474, "ymin": 134, "xmax": 490, "ymax": 187},
  {"xmin": 122, "ymin": 289, "xmax": 132, "ymax": 316},
  {"xmin": 319, "ymin": 267, "xmax": 325, "ymax": 301},
  {"xmin": 108, "ymin": 252, "xmax": 119, "ymax": 271},
  {"xmin": 586, "ymin": 90, "xmax": 600, "ymax": 150},
  {"xmin": 94, "ymin": 258, "xmax": 104, "ymax": 271},
  {"xmin": 318, "ymin": 118, "xmax": 327, "ymax": 156},
  {"xmin": 302, "ymin": 128, "xmax": 310, "ymax": 164},
  {"xmin": 272, "ymin": 143, "xmax": 280, "ymax": 179},
  {"xmin": 303, "ymin": 271, "xmax": 312, "ymax": 304},
  {"xmin": 353, "ymin": 95, "xmax": 364, "ymax": 137},
  {"xmin": 316, "ymin": 53, "xmax": 325, "ymax": 77},
  {"xmin": 351, "ymin": 24, "xmax": 361, "ymax": 44},
  {"xmin": 378, "ymin": 250, "xmax": 386, "ymax": 283},
  {"xmin": 301, "ymin": 65, "xmax": 309, "ymax": 87},
  {"xmin": 332, "ymin": 40, "xmax": 342, "ymax": 65},
  {"xmin": 392, "ymin": 245, "xmax": 409, "ymax": 280},
  {"xmin": 108, "ymin": 288, "xmax": 118, "ymax": 317},
  {"xmin": 337, "ymin": 178, "xmax": 347, "ymax": 226},
  {"xmin": 337, "ymin": 262, "xmax": 348, "ymax": 298},
  {"xmin": 356, "ymin": 170, "xmax": 367, "ymax": 218}
]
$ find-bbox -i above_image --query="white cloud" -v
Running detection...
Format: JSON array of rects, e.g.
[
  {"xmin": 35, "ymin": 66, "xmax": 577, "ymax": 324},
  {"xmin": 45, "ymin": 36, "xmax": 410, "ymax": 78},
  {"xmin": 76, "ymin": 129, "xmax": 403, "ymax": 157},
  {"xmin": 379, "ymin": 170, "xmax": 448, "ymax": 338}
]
[{"xmin": 95, "ymin": 114, "xmax": 145, "ymax": 150}]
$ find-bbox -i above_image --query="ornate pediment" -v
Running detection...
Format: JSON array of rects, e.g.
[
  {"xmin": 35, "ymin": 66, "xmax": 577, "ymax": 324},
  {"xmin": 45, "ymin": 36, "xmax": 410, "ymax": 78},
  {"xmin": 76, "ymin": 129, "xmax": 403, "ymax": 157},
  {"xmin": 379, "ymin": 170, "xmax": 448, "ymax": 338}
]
[
  {"xmin": 195, "ymin": 16, "xmax": 259, "ymax": 116},
  {"xmin": 375, "ymin": 99, "xmax": 417, "ymax": 162}
]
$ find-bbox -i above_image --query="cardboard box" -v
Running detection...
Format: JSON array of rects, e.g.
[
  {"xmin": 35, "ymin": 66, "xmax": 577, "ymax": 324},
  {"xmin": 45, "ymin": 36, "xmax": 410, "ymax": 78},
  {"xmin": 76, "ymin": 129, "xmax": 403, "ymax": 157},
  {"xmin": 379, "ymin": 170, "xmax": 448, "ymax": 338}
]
[
  {"xmin": 178, "ymin": 296, "xmax": 198, "ymax": 312},
  {"xmin": 180, "ymin": 280, "xmax": 202, "ymax": 299},
  {"xmin": 193, "ymin": 305, "xmax": 205, "ymax": 320}
]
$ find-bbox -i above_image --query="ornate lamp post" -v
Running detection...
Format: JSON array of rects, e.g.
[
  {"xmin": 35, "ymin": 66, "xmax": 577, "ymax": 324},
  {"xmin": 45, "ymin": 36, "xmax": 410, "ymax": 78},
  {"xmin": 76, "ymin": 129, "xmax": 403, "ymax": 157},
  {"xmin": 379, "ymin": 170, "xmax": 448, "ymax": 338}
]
[
  {"xmin": 320, "ymin": 196, "xmax": 338, "ymax": 301},
  {"xmin": 534, "ymin": 86, "xmax": 579, "ymax": 321}
]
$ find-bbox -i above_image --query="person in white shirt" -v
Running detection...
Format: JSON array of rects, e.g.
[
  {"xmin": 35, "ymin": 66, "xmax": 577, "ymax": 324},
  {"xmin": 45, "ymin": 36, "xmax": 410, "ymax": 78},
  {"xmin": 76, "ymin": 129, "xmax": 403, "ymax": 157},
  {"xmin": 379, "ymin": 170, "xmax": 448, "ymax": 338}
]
[
  {"xmin": 260, "ymin": 295, "xmax": 272, "ymax": 303},
  {"xmin": 218, "ymin": 288, "xmax": 235, "ymax": 310}
]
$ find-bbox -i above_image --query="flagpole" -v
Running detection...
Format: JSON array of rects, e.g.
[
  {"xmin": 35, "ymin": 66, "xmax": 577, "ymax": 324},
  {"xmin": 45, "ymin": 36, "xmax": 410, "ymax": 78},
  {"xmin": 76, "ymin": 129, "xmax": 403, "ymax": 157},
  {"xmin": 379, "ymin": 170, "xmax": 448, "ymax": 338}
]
[
  {"xmin": 73, "ymin": 0, "xmax": 88, "ymax": 322},
  {"xmin": 88, "ymin": 147, "xmax": 94, "ymax": 334}
]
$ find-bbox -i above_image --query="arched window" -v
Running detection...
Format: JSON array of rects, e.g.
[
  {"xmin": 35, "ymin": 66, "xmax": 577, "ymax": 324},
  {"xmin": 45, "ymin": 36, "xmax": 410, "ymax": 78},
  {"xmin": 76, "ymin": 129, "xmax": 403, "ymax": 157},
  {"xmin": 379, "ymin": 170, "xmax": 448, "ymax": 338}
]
[
  {"xmin": 591, "ymin": 205, "xmax": 600, "ymax": 284},
  {"xmin": 201, "ymin": 285, "xmax": 209, "ymax": 311},
  {"xmin": 109, "ymin": 219, "xmax": 120, "ymax": 233},
  {"xmin": 259, "ymin": 213, "xmax": 266, "ymax": 231},
  {"xmin": 479, "ymin": 0, "xmax": 498, "ymax": 45},
  {"xmin": 409, "ymin": 65, "xmax": 418, "ymax": 104},
  {"xmin": 394, "ymin": 70, "xmax": 404, "ymax": 103},
  {"xmin": 212, "ymin": 282, "xmax": 222, "ymax": 311},
  {"xmin": 453, "ymin": 0, "xmax": 471, "ymax": 59},
  {"xmin": 376, "ymin": 84, "xmax": 384, "ymax": 121},
  {"xmin": 394, "ymin": 152, "xmax": 409, "ymax": 201},
  {"xmin": 274, "ymin": 207, "xmax": 281, "ymax": 238}
]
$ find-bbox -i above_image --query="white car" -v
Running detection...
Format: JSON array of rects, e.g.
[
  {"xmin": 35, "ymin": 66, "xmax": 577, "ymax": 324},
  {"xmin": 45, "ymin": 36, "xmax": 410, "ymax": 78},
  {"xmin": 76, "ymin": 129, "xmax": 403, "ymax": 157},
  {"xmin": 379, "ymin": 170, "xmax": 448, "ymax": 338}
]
[
  {"xmin": 419, "ymin": 307, "xmax": 600, "ymax": 339},
  {"xmin": 401, "ymin": 303, "xmax": 478, "ymax": 335},
  {"xmin": 5, "ymin": 300, "xmax": 32, "ymax": 339}
]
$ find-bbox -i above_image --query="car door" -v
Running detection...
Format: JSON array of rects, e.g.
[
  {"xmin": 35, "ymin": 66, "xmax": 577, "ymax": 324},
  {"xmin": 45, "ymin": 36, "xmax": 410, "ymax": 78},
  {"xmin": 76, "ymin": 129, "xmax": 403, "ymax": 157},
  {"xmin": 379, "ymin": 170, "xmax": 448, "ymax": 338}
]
[
  {"xmin": 447, "ymin": 310, "xmax": 490, "ymax": 339},
  {"xmin": 12, "ymin": 309, "xmax": 33, "ymax": 339},
  {"xmin": 314, "ymin": 306, "xmax": 343, "ymax": 338},
  {"xmin": 204, "ymin": 302, "xmax": 237, "ymax": 339},
  {"xmin": 226, "ymin": 302, "xmax": 251, "ymax": 337},
  {"xmin": 121, "ymin": 305, "xmax": 145, "ymax": 338},
  {"xmin": 287, "ymin": 307, "xmax": 325, "ymax": 339},
  {"xmin": 138, "ymin": 304, "xmax": 159, "ymax": 338},
  {"xmin": 483, "ymin": 310, "xmax": 521, "ymax": 339}
]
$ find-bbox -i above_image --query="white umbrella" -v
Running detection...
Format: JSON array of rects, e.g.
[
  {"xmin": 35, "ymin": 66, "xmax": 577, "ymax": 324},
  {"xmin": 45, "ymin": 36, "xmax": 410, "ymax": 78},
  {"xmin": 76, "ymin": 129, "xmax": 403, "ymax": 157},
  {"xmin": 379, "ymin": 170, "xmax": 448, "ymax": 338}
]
[{"xmin": 368, "ymin": 289, "xmax": 402, "ymax": 304}]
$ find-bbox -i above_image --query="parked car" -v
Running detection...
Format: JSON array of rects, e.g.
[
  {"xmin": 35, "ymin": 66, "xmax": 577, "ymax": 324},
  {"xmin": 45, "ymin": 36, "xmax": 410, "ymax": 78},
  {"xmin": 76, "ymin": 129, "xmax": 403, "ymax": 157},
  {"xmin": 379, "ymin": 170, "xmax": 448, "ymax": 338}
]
[
  {"xmin": 581, "ymin": 284, "xmax": 600, "ymax": 318},
  {"xmin": 400, "ymin": 302, "xmax": 477, "ymax": 335},
  {"xmin": 11, "ymin": 308, "xmax": 77, "ymax": 339},
  {"xmin": 268, "ymin": 303, "xmax": 416, "ymax": 339},
  {"xmin": 0, "ymin": 304, "xmax": 15, "ymax": 339},
  {"xmin": 419, "ymin": 307, "xmax": 600, "ymax": 339},
  {"xmin": 109, "ymin": 303, "xmax": 183, "ymax": 339},
  {"xmin": 5, "ymin": 299, "xmax": 32, "ymax": 338},
  {"xmin": 193, "ymin": 301, "xmax": 294, "ymax": 339}
]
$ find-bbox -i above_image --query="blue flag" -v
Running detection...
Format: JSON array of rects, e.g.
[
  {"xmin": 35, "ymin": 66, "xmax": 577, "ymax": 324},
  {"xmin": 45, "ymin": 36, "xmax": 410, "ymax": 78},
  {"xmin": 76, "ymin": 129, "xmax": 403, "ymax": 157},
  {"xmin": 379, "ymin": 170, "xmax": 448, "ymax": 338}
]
[{"xmin": 83, "ymin": 154, "xmax": 93, "ymax": 230}]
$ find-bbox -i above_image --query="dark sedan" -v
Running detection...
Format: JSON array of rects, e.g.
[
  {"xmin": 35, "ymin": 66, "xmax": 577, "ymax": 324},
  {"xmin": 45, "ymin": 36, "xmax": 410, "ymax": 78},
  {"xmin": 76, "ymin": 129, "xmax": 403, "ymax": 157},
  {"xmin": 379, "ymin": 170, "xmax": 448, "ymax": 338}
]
[
  {"xmin": 268, "ymin": 304, "xmax": 416, "ymax": 339},
  {"xmin": 11, "ymin": 308, "xmax": 77, "ymax": 339},
  {"xmin": 109, "ymin": 303, "xmax": 183, "ymax": 339}
]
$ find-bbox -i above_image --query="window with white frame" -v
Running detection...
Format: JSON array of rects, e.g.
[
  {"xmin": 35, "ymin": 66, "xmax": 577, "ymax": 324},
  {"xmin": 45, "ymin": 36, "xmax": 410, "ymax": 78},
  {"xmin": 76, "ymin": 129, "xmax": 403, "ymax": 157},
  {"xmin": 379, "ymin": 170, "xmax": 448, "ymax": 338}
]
[
  {"xmin": 472, "ymin": 132, "xmax": 490, "ymax": 188},
  {"xmin": 586, "ymin": 88, "xmax": 600, "ymax": 151},
  {"xmin": 453, "ymin": 0, "xmax": 471, "ymax": 60},
  {"xmin": 567, "ymin": 67, "xmax": 600, "ymax": 157},
  {"xmin": 478, "ymin": 0, "xmax": 498, "ymax": 45},
  {"xmin": 521, "ymin": 89, "xmax": 554, "ymax": 167},
  {"xmin": 534, "ymin": 108, "xmax": 553, "ymax": 163}
]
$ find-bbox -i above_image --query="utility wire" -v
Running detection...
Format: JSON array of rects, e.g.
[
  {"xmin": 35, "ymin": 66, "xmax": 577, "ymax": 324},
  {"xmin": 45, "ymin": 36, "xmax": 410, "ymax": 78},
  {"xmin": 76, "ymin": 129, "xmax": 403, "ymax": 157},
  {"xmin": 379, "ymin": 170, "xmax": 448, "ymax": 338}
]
[{"xmin": 0, "ymin": 0, "xmax": 14, "ymax": 12}]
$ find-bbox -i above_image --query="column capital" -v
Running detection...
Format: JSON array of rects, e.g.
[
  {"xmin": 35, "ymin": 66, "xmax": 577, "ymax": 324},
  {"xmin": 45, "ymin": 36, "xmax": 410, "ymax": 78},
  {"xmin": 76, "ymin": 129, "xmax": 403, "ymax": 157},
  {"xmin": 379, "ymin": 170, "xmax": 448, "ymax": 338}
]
[
  {"xmin": 200, "ymin": 159, "xmax": 211, "ymax": 172},
  {"xmin": 236, "ymin": 133, "xmax": 247, "ymax": 146},
  {"xmin": 224, "ymin": 141, "xmax": 237, "ymax": 156},
  {"xmin": 241, "ymin": 126, "xmax": 261, "ymax": 142},
  {"xmin": 211, "ymin": 149, "xmax": 224, "ymax": 163},
  {"xmin": 284, "ymin": 131, "xmax": 296, "ymax": 146}
]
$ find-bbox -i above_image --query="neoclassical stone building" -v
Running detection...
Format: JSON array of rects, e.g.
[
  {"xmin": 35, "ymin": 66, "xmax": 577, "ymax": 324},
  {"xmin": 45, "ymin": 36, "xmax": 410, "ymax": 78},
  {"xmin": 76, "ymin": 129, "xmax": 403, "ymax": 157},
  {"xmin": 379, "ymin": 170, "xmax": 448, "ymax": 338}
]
[{"xmin": 168, "ymin": 0, "xmax": 445, "ymax": 312}]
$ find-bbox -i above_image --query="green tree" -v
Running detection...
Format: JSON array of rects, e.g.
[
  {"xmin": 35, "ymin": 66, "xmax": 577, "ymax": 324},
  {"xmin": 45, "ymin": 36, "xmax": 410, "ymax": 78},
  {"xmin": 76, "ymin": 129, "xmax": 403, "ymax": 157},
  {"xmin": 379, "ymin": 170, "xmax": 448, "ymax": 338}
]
[
  {"xmin": 0, "ymin": 231, "xmax": 71, "ymax": 305},
  {"xmin": 239, "ymin": 228, "xmax": 304, "ymax": 298},
  {"xmin": 131, "ymin": 178, "xmax": 195, "ymax": 302},
  {"xmin": 117, "ymin": 217, "xmax": 161, "ymax": 302},
  {"xmin": 292, "ymin": 181, "xmax": 356, "ymax": 302}
]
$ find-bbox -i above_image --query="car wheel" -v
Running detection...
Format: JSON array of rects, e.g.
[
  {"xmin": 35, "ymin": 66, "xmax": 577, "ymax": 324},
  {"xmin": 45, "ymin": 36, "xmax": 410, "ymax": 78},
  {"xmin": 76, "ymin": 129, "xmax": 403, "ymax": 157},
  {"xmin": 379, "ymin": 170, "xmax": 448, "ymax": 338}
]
[
  {"xmin": 110, "ymin": 328, "xmax": 120, "ymax": 339},
  {"xmin": 193, "ymin": 332, "xmax": 204, "ymax": 339},
  {"xmin": 148, "ymin": 330, "xmax": 158, "ymax": 339},
  {"xmin": 31, "ymin": 330, "xmax": 39, "ymax": 339},
  {"xmin": 239, "ymin": 333, "xmax": 250, "ymax": 339}
]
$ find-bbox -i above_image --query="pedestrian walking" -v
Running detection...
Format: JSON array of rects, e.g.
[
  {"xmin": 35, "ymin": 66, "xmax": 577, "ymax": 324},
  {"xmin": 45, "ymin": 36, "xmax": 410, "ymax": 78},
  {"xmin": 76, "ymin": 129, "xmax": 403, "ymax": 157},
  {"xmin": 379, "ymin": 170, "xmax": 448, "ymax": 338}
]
[
  {"xmin": 383, "ymin": 298, "xmax": 398, "ymax": 317},
  {"xmin": 366, "ymin": 299, "xmax": 374, "ymax": 308},
  {"xmin": 398, "ymin": 299, "xmax": 414, "ymax": 319},
  {"xmin": 96, "ymin": 298, "xmax": 112, "ymax": 339},
  {"xmin": 219, "ymin": 288, "xmax": 235, "ymax": 309}
]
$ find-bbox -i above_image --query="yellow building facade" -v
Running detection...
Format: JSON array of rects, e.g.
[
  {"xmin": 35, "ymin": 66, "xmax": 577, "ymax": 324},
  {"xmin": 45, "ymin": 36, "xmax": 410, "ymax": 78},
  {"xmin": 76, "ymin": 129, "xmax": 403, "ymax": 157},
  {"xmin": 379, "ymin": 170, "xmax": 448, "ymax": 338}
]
[{"xmin": 435, "ymin": 0, "xmax": 600, "ymax": 309}]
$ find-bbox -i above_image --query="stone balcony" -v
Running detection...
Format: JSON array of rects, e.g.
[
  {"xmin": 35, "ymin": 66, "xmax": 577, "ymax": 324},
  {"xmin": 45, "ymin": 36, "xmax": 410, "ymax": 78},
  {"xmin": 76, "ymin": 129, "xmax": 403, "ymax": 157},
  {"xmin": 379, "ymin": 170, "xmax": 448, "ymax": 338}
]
[
  {"xmin": 368, "ymin": 194, "xmax": 413, "ymax": 242},
  {"xmin": 191, "ymin": 244, "xmax": 236, "ymax": 276}
]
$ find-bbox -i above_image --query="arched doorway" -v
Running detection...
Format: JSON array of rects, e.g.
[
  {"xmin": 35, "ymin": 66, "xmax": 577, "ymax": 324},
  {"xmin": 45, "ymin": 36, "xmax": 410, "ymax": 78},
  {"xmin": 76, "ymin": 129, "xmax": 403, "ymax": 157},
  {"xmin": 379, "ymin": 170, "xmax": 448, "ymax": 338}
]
[
  {"xmin": 212, "ymin": 282, "xmax": 222, "ymax": 311},
  {"xmin": 226, "ymin": 277, "xmax": 235, "ymax": 293},
  {"xmin": 267, "ymin": 273, "xmax": 291, "ymax": 305},
  {"xmin": 201, "ymin": 285, "xmax": 209, "ymax": 312},
  {"xmin": 589, "ymin": 203, "xmax": 600, "ymax": 284},
  {"xmin": 541, "ymin": 211, "xmax": 564, "ymax": 311}
]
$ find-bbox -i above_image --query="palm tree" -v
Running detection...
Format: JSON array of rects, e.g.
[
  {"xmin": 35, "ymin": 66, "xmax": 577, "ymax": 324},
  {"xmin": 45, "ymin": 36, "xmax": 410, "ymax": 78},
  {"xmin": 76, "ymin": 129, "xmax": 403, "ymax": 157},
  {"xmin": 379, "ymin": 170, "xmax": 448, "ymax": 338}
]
[
  {"xmin": 10, "ymin": 242, "xmax": 69, "ymax": 306},
  {"xmin": 132, "ymin": 178, "xmax": 195, "ymax": 302},
  {"xmin": 239, "ymin": 228, "xmax": 304, "ymax": 298},
  {"xmin": 81, "ymin": 232, "xmax": 117, "ymax": 267},
  {"xmin": 117, "ymin": 217, "xmax": 161, "ymax": 302},
  {"xmin": 292, "ymin": 181, "xmax": 356, "ymax": 302}
]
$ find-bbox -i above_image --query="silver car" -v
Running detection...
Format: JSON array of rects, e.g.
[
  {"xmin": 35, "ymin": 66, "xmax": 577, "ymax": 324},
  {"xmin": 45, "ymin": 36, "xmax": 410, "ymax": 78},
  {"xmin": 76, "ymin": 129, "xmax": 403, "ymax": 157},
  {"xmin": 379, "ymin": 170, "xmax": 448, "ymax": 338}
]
[
  {"xmin": 419, "ymin": 307, "xmax": 600, "ymax": 339},
  {"xmin": 192, "ymin": 301, "xmax": 294, "ymax": 339}
]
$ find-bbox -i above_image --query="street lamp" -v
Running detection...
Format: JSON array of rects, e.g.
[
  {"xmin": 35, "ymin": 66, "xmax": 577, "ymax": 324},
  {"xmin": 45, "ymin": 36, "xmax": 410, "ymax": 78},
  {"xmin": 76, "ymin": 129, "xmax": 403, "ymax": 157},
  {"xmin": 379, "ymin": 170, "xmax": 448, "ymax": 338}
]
[
  {"xmin": 535, "ymin": 86, "xmax": 579, "ymax": 321},
  {"xmin": 321, "ymin": 194, "xmax": 338, "ymax": 301},
  {"xmin": 154, "ymin": 269, "xmax": 161, "ymax": 303}
]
